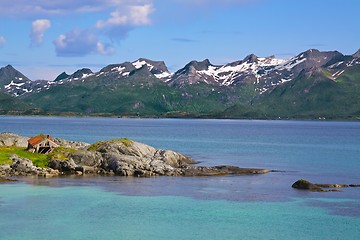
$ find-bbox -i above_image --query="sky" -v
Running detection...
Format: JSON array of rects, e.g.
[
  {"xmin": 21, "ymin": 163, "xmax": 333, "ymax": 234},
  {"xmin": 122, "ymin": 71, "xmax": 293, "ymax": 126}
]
[{"xmin": 0, "ymin": 0, "xmax": 359, "ymax": 80}]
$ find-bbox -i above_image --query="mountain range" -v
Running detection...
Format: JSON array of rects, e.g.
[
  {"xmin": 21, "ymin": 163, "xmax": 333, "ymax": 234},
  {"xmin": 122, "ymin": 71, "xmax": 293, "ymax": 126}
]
[{"xmin": 1, "ymin": 48, "xmax": 359, "ymax": 119}]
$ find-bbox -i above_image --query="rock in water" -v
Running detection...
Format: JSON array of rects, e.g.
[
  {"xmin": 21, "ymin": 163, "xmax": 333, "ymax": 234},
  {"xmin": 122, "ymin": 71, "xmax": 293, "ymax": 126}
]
[{"xmin": 292, "ymin": 179, "xmax": 323, "ymax": 191}]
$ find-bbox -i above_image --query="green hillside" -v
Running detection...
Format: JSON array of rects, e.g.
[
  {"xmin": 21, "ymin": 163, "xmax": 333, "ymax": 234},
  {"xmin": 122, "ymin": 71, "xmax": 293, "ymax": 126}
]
[
  {"xmin": 21, "ymin": 73, "xmax": 243, "ymax": 117},
  {"xmin": 0, "ymin": 92, "xmax": 32, "ymax": 114},
  {"xmin": 217, "ymin": 66, "xmax": 360, "ymax": 120}
]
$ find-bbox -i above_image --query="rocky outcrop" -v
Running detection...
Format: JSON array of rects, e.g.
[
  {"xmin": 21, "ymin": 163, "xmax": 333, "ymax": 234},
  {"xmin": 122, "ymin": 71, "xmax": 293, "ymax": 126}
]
[
  {"xmin": 183, "ymin": 166, "xmax": 270, "ymax": 176},
  {"xmin": 292, "ymin": 179, "xmax": 360, "ymax": 192},
  {"xmin": 1, "ymin": 134, "xmax": 270, "ymax": 178},
  {"xmin": 0, "ymin": 154, "xmax": 60, "ymax": 177},
  {"xmin": 93, "ymin": 139, "xmax": 196, "ymax": 176},
  {"xmin": 0, "ymin": 132, "xmax": 29, "ymax": 148},
  {"xmin": 53, "ymin": 138, "xmax": 90, "ymax": 150}
]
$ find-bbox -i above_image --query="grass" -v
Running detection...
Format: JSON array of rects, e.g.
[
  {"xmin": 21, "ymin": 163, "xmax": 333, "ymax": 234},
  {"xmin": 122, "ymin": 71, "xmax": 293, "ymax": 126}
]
[
  {"xmin": 88, "ymin": 138, "xmax": 133, "ymax": 151},
  {"xmin": 0, "ymin": 146, "xmax": 49, "ymax": 168},
  {"xmin": 47, "ymin": 147, "xmax": 79, "ymax": 161}
]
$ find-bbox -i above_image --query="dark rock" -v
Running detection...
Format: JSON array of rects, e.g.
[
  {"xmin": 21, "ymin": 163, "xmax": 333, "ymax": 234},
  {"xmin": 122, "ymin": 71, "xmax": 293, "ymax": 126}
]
[
  {"xmin": 69, "ymin": 151, "xmax": 101, "ymax": 166},
  {"xmin": 315, "ymin": 184, "xmax": 349, "ymax": 188},
  {"xmin": 10, "ymin": 155, "xmax": 36, "ymax": 174},
  {"xmin": 49, "ymin": 159, "xmax": 77, "ymax": 173},
  {"xmin": 292, "ymin": 179, "xmax": 360, "ymax": 192},
  {"xmin": 183, "ymin": 165, "xmax": 269, "ymax": 176},
  {"xmin": 0, "ymin": 177, "xmax": 16, "ymax": 183},
  {"xmin": 54, "ymin": 72, "xmax": 69, "ymax": 82},
  {"xmin": 292, "ymin": 179, "xmax": 324, "ymax": 191}
]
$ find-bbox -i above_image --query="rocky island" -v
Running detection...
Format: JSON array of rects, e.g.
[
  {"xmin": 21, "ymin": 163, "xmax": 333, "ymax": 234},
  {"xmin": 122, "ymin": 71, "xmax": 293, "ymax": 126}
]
[{"xmin": 0, "ymin": 132, "xmax": 270, "ymax": 179}]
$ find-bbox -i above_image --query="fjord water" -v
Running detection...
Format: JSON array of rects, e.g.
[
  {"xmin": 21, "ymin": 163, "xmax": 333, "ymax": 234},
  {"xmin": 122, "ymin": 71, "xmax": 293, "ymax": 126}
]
[{"xmin": 0, "ymin": 117, "xmax": 359, "ymax": 239}]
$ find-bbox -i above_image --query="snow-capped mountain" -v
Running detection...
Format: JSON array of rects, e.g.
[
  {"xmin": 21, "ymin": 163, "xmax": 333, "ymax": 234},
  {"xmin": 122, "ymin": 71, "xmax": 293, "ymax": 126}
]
[
  {"xmin": 169, "ymin": 49, "xmax": 360, "ymax": 94},
  {"xmin": 0, "ymin": 65, "xmax": 49, "ymax": 97},
  {"xmin": 1, "ymin": 49, "xmax": 359, "ymax": 98},
  {"xmin": 95, "ymin": 58, "xmax": 172, "ymax": 81}
]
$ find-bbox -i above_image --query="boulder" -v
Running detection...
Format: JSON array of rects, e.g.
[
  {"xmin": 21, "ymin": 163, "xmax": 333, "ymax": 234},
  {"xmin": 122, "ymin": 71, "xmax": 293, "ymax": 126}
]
[
  {"xmin": 0, "ymin": 132, "xmax": 29, "ymax": 148},
  {"xmin": 49, "ymin": 159, "xmax": 78, "ymax": 173},
  {"xmin": 10, "ymin": 155, "xmax": 37, "ymax": 174},
  {"xmin": 69, "ymin": 151, "xmax": 102, "ymax": 167}
]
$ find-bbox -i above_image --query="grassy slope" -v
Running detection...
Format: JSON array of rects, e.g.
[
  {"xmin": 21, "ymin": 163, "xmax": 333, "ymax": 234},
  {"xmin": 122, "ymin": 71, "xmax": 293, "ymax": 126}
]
[
  {"xmin": 0, "ymin": 92, "xmax": 32, "ymax": 114},
  {"xmin": 22, "ymin": 74, "xmax": 249, "ymax": 117},
  {"xmin": 217, "ymin": 66, "xmax": 360, "ymax": 119},
  {"xmin": 0, "ymin": 146, "xmax": 48, "ymax": 168}
]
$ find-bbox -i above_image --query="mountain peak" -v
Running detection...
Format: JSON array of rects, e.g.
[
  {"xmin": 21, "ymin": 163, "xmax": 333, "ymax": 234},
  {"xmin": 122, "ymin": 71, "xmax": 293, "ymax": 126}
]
[
  {"xmin": 0, "ymin": 64, "xmax": 30, "ymax": 83},
  {"xmin": 132, "ymin": 58, "xmax": 169, "ymax": 75},
  {"xmin": 69, "ymin": 68, "xmax": 93, "ymax": 79},
  {"xmin": 243, "ymin": 54, "xmax": 258, "ymax": 63},
  {"xmin": 54, "ymin": 72, "xmax": 69, "ymax": 82},
  {"xmin": 185, "ymin": 59, "xmax": 212, "ymax": 71},
  {"xmin": 353, "ymin": 49, "xmax": 360, "ymax": 58}
]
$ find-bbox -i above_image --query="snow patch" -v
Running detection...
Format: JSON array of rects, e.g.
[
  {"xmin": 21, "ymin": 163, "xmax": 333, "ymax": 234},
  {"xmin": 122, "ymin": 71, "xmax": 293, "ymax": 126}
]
[
  {"xmin": 154, "ymin": 71, "xmax": 172, "ymax": 79},
  {"xmin": 133, "ymin": 60, "xmax": 154, "ymax": 71},
  {"xmin": 4, "ymin": 81, "xmax": 25, "ymax": 89}
]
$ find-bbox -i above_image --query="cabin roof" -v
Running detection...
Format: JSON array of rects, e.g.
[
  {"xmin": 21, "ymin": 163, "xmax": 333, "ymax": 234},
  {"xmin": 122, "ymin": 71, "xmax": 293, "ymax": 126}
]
[{"xmin": 28, "ymin": 134, "xmax": 55, "ymax": 146}]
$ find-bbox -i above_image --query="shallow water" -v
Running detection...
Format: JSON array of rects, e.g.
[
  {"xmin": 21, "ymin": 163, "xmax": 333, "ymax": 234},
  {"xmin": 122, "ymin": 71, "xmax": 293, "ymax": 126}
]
[{"xmin": 1, "ymin": 116, "xmax": 360, "ymax": 239}]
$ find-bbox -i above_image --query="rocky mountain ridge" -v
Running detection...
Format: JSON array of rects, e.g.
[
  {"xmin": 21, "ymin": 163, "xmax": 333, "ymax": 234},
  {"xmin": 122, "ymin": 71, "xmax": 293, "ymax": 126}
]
[
  {"xmin": 1, "ymin": 49, "xmax": 359, "ymax": 98},
  {"xmin": 0, "ymin": 48, "xmax": 359, "ymax": 119}
]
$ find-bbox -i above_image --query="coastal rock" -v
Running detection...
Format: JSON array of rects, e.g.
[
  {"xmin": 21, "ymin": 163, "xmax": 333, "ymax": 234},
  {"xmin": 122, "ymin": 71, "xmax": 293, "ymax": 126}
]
[
  {"xmin": 69, "ymin": 151, "xmax": 102, "ymax": 167},
  {"xmin": 0, "ymin": 132, "xmax": 29, "ymax": 148},
  {"xmin": 0, "ymin": 177, "xmax": 16, "ymax": 183},
  {"xmin": 49, "ymin": 159, "xmax": 77, "ymax": 173},
  {"xmin": 0, "ymin": 164, "xmax": 11, "ymax": 176},
  {"xmin": 292, "ymin": 179, "xmax": 324, "ymax": 191},
  {"xmin": 92, "ymin": 139, "xmax": 195, "ymax": 176},
  {"xmin": 154, "ymin": 149, "xmax": 196, "ymax": 168},
  {"xmin": 10, "ymin": 155, "xmax": 37, "ymax": 174},
  {"xmin": 292, "ymin": 179, "xmax": 360, "ymax": 192},
  {"xmin": 183, "ymin": 165, "xmax": 270, "ymax": 176},
  {"xmin": 54, "ymin": 138, "xmax": 90, "ymax": 150},
  {"xmin": 1, "ymin": 133, "xmax": 271, "ymax": 178}
]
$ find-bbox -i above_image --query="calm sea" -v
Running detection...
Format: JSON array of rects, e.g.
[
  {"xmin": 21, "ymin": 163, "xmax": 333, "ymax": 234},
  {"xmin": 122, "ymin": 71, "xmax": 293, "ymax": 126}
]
[{"xmin": 1, "ymin": 116, "xmax": 359, "ymax": 239}]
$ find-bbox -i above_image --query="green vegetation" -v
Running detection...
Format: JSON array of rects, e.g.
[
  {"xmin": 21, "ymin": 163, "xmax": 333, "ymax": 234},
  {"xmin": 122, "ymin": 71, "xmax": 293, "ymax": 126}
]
[
  {"xmin": 88, "ymin": 138, "xmax": 133, "ymax": 152},
  {"xmin": 47, "ymin": 147, "xmax": 79, "ymax": 161},
  {"xmin": 0, "ymin": 92, "xmax": 32, "ymax": 114},
  {"xmin": 0, "ymin": 146, "xmax": 49, "ymax": 168}
]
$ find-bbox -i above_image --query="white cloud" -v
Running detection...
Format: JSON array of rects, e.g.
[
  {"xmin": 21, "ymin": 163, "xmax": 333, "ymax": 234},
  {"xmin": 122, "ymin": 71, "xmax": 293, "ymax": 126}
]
[
  {"xmin": 53, "ymin": 29, "xmax": 115, "ymax": 57},
  {"xmin": 0, "ymin": 36, "xmax": 6, "ymax": 46},
  {"xmin": 0, "ymin": 0, "xmax": 153, "ymax": 17},
  {"xmin": 96, "ymin": 4, "xmax": 154, "ymax": 28},
  {"xmin": 0, "ymin": 1, "xmax": 154, "ymax": 56},
  {"xmin": 30, "ymin": 19, "xmax": 51, "ymax": 45}
]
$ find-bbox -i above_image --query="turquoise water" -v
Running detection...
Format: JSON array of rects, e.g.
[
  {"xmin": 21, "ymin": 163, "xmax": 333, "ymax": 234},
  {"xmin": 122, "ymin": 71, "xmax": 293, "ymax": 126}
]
[
  {"xmin": 1, "ymin": 116, "xmax": 360, "ymax": 239},
  {"xmin": 1, "ymin": 184, "xmax": 359, "ymax": 240}
]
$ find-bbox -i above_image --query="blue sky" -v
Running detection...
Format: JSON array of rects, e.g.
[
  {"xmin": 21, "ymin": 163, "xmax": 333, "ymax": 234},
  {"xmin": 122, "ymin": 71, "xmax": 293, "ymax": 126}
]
[{"xmin": 0, "ymin": 0, "xmax": 359, "ymax": 80}]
